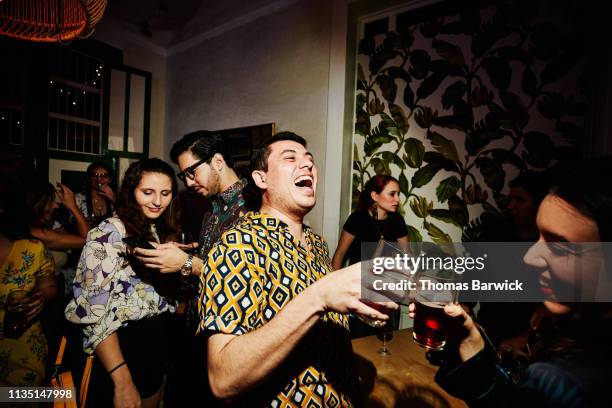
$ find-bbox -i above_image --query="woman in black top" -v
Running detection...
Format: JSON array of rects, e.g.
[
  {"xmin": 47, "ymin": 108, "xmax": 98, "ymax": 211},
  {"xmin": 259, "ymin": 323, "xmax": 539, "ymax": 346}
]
[
  {"xmin": 332, "ymin": 175, "xmax": 409, "ymax": 270},
  {"xmin": 332, "ymin": 175, "xmax": 409, "ymax": 338}
]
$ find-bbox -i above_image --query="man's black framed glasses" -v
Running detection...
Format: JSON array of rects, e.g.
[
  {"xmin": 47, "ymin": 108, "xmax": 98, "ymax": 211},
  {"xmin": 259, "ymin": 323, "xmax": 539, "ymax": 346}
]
[{"xmin": 177, "ymin": 157, "xmax": 210, "ymax": 183}]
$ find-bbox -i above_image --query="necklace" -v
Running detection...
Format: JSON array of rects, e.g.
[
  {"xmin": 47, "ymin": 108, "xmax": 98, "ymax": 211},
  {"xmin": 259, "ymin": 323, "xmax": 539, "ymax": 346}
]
[
  {"xmin": 370, "ymin": 206, "xmax": 390, "ymax": 239},
  {"xmin": 91, "ymin": 194, "xmax": 106, "ymax": 216},
  {"xmin": 377, "ymin": 217, "xmax": 390, "ymax": 239}
]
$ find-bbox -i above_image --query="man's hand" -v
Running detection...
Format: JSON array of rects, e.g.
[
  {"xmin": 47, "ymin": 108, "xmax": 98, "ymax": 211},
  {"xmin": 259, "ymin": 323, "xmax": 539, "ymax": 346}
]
[
  {"xmin": 311, "ymin": 262, "xmax": 398, "ymax": 322},
  {"xmin": 134, "ymin": 242, "xmax": 188, "ymax": 273}
]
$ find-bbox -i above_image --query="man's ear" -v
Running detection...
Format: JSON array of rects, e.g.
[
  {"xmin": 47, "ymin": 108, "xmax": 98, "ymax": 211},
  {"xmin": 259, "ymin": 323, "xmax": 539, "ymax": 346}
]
[
  {"xmin": 252, "ymin": 170, "xmax": 267, "ymax": 189},
  {"xmin": 211, "ymin": 153, "xmax": 225, "ymax": 172}
]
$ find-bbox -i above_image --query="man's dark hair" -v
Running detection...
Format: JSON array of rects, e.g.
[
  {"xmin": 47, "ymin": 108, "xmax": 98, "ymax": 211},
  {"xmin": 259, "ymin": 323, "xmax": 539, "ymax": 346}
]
[
  {"xmin": 508, "ymin": 170, "xmax": 549, "ymax": 205},
  {"xmin": 251, "ymin": 131, "xmax": 307, "ymax": 172},
  {"xmin": 169, "ymin": 130, "xmax": 234, "ymax": 167}
]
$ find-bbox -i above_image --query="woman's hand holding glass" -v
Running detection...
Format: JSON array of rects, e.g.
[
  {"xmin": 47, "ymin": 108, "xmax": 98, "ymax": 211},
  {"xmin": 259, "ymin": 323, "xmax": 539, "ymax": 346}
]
[
  {"xmin": 23, "ymin": 291, "xmax": 45, "ymax": 322},
  {"xmin": 4, "ymin": 290, "xmax": 45, "ymax": 338},
  {"xmin": 408, "ymin": 302, "xmax": 485, "ymax": 362}
]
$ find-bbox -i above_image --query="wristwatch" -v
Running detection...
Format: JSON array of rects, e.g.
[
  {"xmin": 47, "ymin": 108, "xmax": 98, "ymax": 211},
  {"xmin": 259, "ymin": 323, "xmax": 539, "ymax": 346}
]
[{"xmin": 180, "ymin": 253, "xmax": 193, "ymax": 277}]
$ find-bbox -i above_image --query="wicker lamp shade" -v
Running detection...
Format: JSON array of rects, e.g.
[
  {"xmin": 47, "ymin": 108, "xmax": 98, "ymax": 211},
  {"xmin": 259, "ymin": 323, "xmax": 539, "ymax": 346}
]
[{"xmin": 0, "ymin": 0, "xmax": 107, "ymax": 42}]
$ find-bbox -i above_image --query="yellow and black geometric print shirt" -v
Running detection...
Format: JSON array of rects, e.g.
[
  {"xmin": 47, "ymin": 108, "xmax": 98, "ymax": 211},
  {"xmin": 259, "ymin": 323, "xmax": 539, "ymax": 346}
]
[{"xmin": 198, "ymin": 211, "xmax": 358, "ymax": 407}]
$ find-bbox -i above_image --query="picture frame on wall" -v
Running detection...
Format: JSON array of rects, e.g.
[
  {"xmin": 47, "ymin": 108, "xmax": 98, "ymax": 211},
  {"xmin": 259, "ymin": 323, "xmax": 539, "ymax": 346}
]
[{"xmin": 214, "ymin": 123, "xmax": 275, "ymax": 178}]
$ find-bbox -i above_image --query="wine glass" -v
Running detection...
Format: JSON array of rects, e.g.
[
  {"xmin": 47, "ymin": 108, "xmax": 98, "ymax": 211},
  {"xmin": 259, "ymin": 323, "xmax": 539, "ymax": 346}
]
[
  {"xmin": 356, "ymin": 300, "xmax": 388, "ymax": 328},
  {"xmin": 356, "ymin": 301, "xmax": 395, "ymax": 355},
  {"xmin": 178, "ymin": 231, "xmax": 195, "ymax": 253},
  {"xmin": 376, "ymin": 321, "xmax": 394, "ymax": 356}
]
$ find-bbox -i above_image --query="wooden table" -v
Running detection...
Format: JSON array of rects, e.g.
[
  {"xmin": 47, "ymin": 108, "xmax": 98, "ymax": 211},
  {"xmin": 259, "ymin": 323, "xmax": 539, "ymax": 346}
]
[{"xmin": 352, "ymin": 328, "xmax": 467, "ymax": 408}]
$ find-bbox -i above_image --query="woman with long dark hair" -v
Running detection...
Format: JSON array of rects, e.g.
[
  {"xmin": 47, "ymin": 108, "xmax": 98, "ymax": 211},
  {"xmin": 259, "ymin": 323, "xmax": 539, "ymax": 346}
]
[
  {"xmin": 332, "ymin": 174, "xmax": 409, "ymax": 270},
  {"xmin": 25, "ymin": 180, "xmax": 89, "ymax": 304},
  {"xmin": 27, "ymin": 180, "xmax": 89, "ymax": 252},
  {"xmin": 75, "ymin": 161, "xmax": 115, "ymax": 227},
  {"xmin": 65, "ymin": 158, "xmax": 180, "ymax": 408},
  {"xmin": 416, "ymin": 157, "xmax": 612, "ymax": 407},
  {"xmin": 332, "ymin": 175, "xmax": 409, "ymax": 338}
]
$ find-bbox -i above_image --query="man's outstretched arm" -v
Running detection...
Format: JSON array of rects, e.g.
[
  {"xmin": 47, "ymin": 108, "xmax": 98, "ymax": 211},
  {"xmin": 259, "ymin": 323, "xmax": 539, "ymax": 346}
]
[{"xmin": 206, "ymin": 262, "xmax": 395, "ymax": 400}]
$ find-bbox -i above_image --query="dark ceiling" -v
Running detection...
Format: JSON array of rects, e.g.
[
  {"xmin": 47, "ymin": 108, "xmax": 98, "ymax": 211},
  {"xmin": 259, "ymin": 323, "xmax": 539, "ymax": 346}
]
[
  {"xmin": 106, "ymin": 0, "xmax": 204, "ymax": 32},
  {"xmin": 105, "ymin": 0, "xmax": 281, "ymax": 42}
]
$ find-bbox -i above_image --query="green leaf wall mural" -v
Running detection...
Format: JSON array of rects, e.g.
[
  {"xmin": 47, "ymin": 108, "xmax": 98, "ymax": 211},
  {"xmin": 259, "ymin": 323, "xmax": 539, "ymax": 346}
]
[{"xmin": 351, "ymin": 0, "xmax": 585, "ymax": 243}]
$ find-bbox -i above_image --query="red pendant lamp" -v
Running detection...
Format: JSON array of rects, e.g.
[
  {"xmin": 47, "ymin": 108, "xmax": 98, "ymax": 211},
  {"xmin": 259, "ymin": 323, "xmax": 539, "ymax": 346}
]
[{"xmin": 0, "ymin": 0, "xmax": 107, "ymax": 43}]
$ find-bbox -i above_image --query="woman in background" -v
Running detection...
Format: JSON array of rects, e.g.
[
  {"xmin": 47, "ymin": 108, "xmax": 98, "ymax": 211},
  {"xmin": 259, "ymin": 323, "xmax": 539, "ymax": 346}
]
[
  {"xmin": 65, "ymin": 158, "xmax": 180, "ymax": 408},
  {"xmin": 27, "ymin": 180, "xmax": 89, "ymax": 255},
  {"xmin": 332, "ymin": 175, "xmax": 409, "ymax": 337},
  {"xmin": 25, "ymin": 180, "xmax": 90, "ymax": 376},
  {"xmin": 332, "ymin": 174, "xmax": 409, "ymax": 269},
  {"xmin": 0, "ymin": 194, "xmax": 58, "ymax": 386},
  {"xmin": 75, "ymin": 161, "xmax": 115, "ymax": 227}
]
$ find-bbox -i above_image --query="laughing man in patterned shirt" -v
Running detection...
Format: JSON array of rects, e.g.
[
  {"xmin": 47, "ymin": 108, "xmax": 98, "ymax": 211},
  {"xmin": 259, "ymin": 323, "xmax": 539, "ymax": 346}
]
[{"xmin": 199, "ymin": 132, "xmax": 397, "ymax": 407}]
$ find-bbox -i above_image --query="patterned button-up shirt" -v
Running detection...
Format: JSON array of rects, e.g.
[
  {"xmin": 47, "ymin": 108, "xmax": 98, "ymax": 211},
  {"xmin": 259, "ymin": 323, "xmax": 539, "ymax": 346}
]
[
  {"xmin": 183, "ymin": 178, "xmax": 247, "ymax": 326},
  {"xmin": 198, "ymin": 212, "xmax": 358, "ymax": 407},
  {"xmin": 198, "ymin": 178, "xmax": 248, "ymax": 258}
]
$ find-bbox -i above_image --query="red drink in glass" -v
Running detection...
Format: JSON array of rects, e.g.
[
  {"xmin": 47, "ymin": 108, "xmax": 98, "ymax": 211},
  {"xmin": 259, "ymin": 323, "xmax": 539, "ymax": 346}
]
[{"xmin": 412, "ymin": 300, "xmax": 451, "ymax": 350}]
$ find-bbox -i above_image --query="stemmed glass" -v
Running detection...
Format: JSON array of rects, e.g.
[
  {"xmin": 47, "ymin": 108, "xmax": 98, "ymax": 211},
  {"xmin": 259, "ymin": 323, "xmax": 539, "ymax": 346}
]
[
  {"xmin": 376, "ymin": 314, "xmax": 394, "ymax": 355},
  {"xmin": 178, "ymin": 231, "xmax": 195, "ymax": 254},
  {"xmin": 356, "ymin": 240, "xmax": 416, "ymax": 354},
  {"xmin": 356, "ymin": 301, "xmax": 395, "ymax": 355}
]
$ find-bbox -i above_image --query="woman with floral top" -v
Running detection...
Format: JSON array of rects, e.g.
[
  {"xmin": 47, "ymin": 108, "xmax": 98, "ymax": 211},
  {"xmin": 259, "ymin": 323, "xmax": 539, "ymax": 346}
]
[
  {"xmin": 1, "ymin": 194, "xmax": 58, "ymax": 387},
  {"xmin": 65, "ymin": 158, "xmax": 181, "ymax": 408}
]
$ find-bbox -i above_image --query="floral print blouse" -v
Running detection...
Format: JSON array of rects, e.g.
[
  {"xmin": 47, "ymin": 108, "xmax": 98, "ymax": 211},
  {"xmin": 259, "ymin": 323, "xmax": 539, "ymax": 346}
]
[
  {"xmin": 65, "ymin": 217, "xmax": 175, "ymax": 354},
  {"xmin": 1, "ymin": 239, "xmax": 55, "ymax": 386}
]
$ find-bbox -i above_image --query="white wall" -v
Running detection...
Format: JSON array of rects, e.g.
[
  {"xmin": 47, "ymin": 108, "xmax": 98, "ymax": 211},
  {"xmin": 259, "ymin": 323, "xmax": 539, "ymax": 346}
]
[
  {"xmin": 48, "ymin": 159, "xmax": 90, "ymax": 186},
  {"xmin": 92, "ymin": 0, "xmax": 351, "ymax": 240},
  {"xmin": 166, "ymin": 0, "xmax": 336, "ymax": 234}
]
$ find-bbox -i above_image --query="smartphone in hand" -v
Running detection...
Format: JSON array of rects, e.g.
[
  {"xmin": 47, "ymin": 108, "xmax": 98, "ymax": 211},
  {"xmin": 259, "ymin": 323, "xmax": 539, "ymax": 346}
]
[{"xmin": 123, "ymin": 236, "xmax": 156, "ymax": 250}]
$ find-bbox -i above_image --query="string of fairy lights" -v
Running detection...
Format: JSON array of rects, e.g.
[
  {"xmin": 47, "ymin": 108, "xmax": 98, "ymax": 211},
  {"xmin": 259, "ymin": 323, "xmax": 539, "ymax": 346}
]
[{"xmin": 47, "ymin": 59, "xmax": 104, "ymax": 154}]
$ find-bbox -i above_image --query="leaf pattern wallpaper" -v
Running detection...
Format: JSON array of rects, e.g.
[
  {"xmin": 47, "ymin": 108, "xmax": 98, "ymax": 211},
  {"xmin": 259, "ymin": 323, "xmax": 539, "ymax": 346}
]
[{"xmin": 351, "ymin": 0, "xmax": 586, "ymax": 243}]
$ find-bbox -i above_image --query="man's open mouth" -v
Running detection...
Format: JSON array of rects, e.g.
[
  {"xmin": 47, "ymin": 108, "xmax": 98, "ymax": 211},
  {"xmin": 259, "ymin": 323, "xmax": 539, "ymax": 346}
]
[{"xmin": 294, "ymin": 176, "xmax": 313, "ymax": 188}]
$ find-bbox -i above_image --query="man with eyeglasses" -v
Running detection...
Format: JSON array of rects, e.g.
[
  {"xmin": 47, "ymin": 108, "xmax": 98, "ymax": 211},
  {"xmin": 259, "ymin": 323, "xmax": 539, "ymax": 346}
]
[
  {"xmin": 134, "ymin": 130, "xmax": 248, "ymax": 406},
  {"xmin": 135, "ymin": 130, "xmax": 248, "ymax": 279}
]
